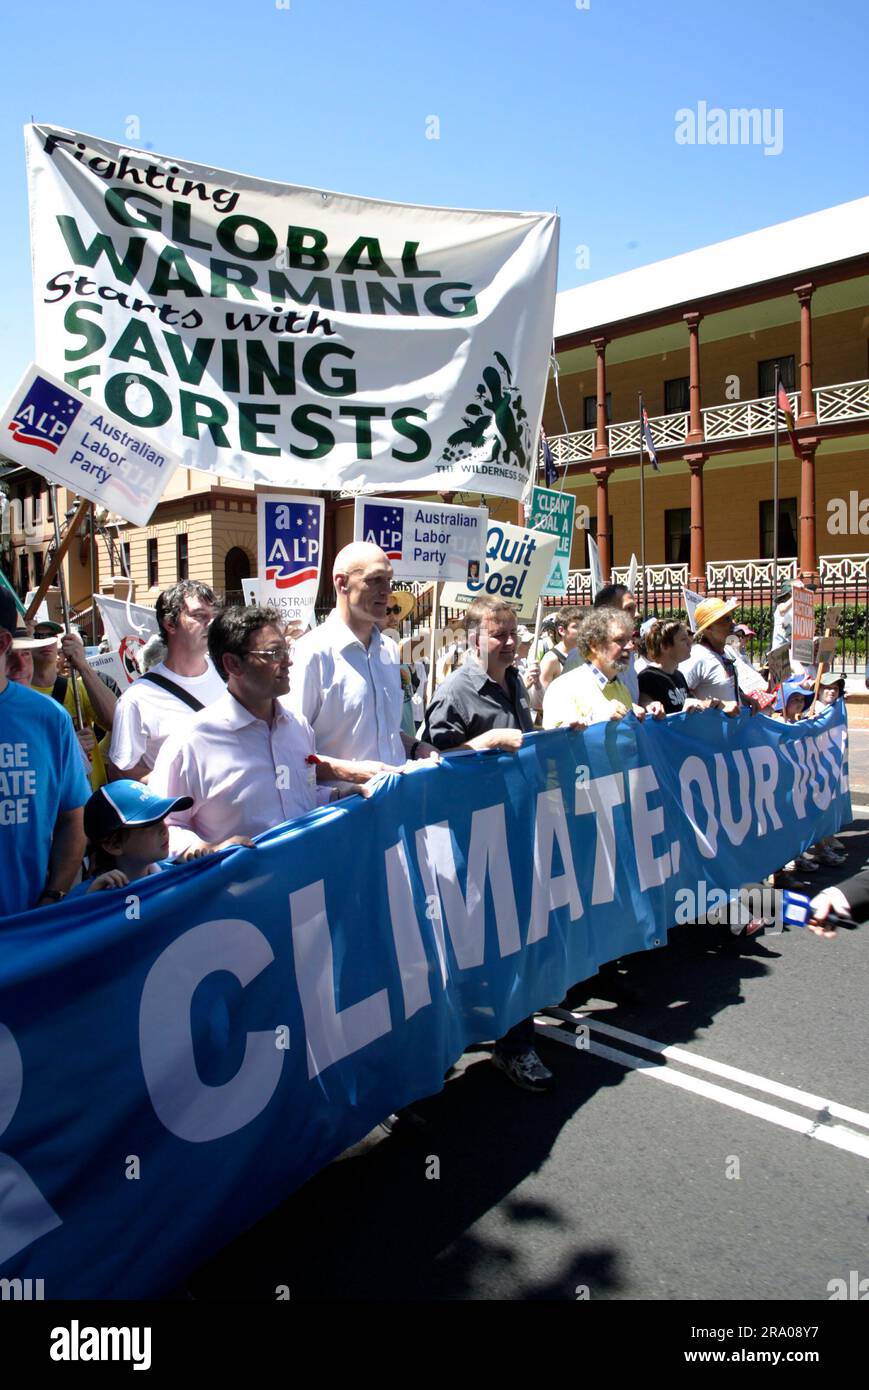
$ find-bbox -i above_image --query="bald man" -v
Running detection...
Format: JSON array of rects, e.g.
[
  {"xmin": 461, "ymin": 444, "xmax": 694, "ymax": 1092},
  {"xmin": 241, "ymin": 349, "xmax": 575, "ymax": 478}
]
[{"xmin": 282, "ymin": 541, "xmax": 438, "ymax": 779}]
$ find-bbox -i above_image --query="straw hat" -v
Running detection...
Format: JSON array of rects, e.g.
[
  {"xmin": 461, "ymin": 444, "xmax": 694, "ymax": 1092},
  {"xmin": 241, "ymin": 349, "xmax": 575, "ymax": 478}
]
[
  {"xmin": 693, "ymin": 596, "xmax": 738, "ymax": 636},
  {"xmin": 385, "ymin": 590, "xmax": 416, "ymax": 623}
]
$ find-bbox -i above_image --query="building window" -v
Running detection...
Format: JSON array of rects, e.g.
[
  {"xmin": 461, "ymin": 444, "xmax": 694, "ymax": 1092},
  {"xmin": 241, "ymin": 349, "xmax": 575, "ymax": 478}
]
[
  {"xmin": 147, "ymin": 538, "xmax": 159, "ymax": 588},
  {"xmin": 122, "ymin": 541, "xmax": 132, "ymax": 575},
  {"xmin": 758, "ymin": 356, "xmax": 796, "ymax": 397},
  {"xmin": 760, "ymin": 498, "xmax": 798, "ymax": 559},
  {"xmin": 176, "ymin": 533, "xmax": 189, "ymax": 581},
  {"xmin": 46, "ymin": 487, "xmax": 54, "ymax": 521},
  {"xmin": 665, "ymin": 507, "xmax": 692, "ymax": 564},
  {"xmin": 32, "ymin": 549, "xmax": 44, "ymax": 585},
  {"xmin": 583, "ymin": 393, "xmax": 611, "ymax": 430},
  {"xmin": 664, "ymin": 377, "xmax": 690, "ymax": 414},
  {"xmin": 19, "ymin": 552, "xmax": 29, "ymax": 594}
]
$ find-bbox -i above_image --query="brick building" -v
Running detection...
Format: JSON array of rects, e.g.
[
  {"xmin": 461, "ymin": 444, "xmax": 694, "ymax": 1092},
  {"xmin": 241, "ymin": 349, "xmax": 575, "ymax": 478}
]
[{"xmin": 541, "ymin": 195, "xmax": 869, "ymax": 594}]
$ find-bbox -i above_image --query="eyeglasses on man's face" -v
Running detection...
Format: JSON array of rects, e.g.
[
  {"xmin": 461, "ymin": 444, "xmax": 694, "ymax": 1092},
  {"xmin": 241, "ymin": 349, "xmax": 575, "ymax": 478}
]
[{"xmin": 242, "ymin": 643, "xmax": 292, "ymax": 664}]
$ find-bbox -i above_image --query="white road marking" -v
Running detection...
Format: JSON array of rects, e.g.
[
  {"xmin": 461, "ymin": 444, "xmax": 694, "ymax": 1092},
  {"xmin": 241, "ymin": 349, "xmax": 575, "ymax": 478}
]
[
  {"xmin": 587, "ymin": 1016, "xmax": 869, "ymax": 1130},
  {"xmin": 535, "ymin": 1014, "xmax": 869, "ymax": 1161}
]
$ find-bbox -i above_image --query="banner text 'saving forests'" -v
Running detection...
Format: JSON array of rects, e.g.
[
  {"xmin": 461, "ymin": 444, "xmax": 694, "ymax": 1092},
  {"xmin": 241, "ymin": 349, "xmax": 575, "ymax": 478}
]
[{"xmin": 26, "ymin": 125, "xmax": 559, "ymax": 500}]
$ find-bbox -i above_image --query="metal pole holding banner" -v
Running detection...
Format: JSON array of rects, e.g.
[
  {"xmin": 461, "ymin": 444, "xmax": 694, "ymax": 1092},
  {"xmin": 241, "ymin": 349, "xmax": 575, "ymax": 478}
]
[
  {"xmin": 772, "ymin": 361, "xmax": 780, "ymax": 643},
  {"xmin": 426, "ymin": 581, "xmax": 441, "ymax": 704},
  {"xmin": 49, "ymin": 486, "xmax": 84, "ymax": 732},
  {"xmin": 88, "ymin": 502, "xmax": 98, "ymax": 645},
  {"xmin": 532, "ymin": 597, "xmax": 544, "ymax": 657},
  {"xmin": 638, "ymin": 394, "xmax": 648, "ymax": 616},
  {"xmin": 24, "ymin": 496, "xmax": 90, "ymax": 624}
]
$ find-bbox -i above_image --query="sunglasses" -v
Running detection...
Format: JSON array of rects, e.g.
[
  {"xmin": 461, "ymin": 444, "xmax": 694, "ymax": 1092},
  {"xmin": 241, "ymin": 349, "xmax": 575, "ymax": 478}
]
[{"xmin": 386, "ymin": 605, "xmax": 403, "ymax": 616}]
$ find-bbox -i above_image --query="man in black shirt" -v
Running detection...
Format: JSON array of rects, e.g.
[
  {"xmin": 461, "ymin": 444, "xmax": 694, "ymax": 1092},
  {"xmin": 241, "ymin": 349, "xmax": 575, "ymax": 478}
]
[{"xmin": 423, "ymin": 597, "xmax": 552, "ymax": 1092}]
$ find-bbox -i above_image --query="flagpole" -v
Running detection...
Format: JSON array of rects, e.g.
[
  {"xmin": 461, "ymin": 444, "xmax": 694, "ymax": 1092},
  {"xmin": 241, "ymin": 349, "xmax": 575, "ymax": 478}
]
[
  {"xmin": 772, "ymin": 361, "xmax": 780, "ymax": 640},
  {"xmin": 638, "ymin": 393, "xmax": 647, "ymax": 616}
]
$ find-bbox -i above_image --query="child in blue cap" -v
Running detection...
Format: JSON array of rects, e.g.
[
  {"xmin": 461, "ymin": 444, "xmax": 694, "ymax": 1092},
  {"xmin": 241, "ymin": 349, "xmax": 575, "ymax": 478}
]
[{"xmin": 76, "ymin": 780, "xmax": 199, "ymax": 894}]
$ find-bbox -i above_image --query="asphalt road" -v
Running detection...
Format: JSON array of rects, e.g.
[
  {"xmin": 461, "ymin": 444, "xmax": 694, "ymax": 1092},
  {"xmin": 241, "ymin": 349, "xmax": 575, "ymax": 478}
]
[{"xmin": 186, "ymin": 741, "xmax": 869, "ymax": 1304}]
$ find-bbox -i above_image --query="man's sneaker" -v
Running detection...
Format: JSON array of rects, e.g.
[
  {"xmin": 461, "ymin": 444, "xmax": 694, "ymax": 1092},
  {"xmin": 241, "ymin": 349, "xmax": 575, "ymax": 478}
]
[
  {"xmin": 794, "ymin": 854, "xmax": 819, "ymax": 873},
  {"xmin": 379, "ymin": 1107, "xmax": 430, "ymax": 1138},
  {"xmin": 814, "ymin": 846, "xmax": 847, "ymax": 866},
  {"xmin": 491, "ymin": 1047, "xmax": 554, "ymax": 1093},
  {"xmin": 829, "ymin": 837, "xmax": 845, "ymax": 853}
]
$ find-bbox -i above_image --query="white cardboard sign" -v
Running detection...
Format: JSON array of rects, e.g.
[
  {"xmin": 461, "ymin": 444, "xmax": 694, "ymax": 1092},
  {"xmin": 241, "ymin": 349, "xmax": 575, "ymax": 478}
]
[
  {"xmin": 257, "ymin": 493, "xmax": 324, "ymax": 628},
  {"xmin": 439, "ymin": 520, "xmax": 557, "ymax": 618},
  {"xmin": 353, "ymin": 495, "xmax": 487, "ymax": 582},
  {"xmin": 1, "ymin": 364, "xmax": 180, "ymax": 526}
]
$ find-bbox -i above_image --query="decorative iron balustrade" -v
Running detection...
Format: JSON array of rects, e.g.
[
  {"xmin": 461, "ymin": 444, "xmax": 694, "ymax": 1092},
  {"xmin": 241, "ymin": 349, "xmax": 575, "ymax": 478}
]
[
  {"xmin": 818, "ymin": 552, "xmax": 869, "ymax": 582},
  {"xmin": 549, "ymin": 428, "xmax": 595, "ymax": 463},
  {"xmin": 542, "ymin": 379, "xmax": 869, "ymax": 466},
  {"xmin": 705, "ymin": 558, "xmax": 798, "ymax": 588},
  {"xmin": 702, "ymin": 391, "xmax": 797, "ymax": 442},
  {"xmin": 815, "ymin": 379, "xmax": 869, "ymax": 424},
  {"xmin": 612, "ymin": 562, "xmax": 689, "ymax": 587}
]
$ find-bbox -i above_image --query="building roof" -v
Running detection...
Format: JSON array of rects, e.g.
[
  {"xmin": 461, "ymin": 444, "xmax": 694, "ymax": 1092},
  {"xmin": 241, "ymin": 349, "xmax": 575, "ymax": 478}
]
[{"xmin": 554, "ymin": 196, "xmax": 869, "ymax": 341}]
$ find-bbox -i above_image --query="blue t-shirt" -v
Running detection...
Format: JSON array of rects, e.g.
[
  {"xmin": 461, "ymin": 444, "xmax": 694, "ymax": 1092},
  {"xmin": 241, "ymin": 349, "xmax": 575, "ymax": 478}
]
[{"xmin": 0, "ymin": 681, "xmax": 90, "ymax": 918}]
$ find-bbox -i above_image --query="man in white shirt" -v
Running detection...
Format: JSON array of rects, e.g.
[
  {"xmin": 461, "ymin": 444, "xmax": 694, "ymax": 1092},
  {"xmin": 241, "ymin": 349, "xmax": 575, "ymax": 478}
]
[
  {"xmin": 284, "ymin": 542, "xmax": 439, "ymax": 776},
  {"xmin": 151, "ymin": 605, "xmax": 370, "ymax": 857},
  {"xmin": 108, "ymin": 581, "xmax": 225, "ymax": 781}
]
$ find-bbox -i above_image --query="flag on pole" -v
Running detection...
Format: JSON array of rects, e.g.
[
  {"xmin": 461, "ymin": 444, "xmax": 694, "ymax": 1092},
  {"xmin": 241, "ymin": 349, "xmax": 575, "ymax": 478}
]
[
  {"xmin": 541, "ymin": 429, "xmax": 558, "ymax": 487},
  {"xmin": 777, "ymin": 382, "xmax": 801, "ymax": 461},
  {"xmin": 641, "ymin": 407, "xmax": 660, "ymax": 471}
]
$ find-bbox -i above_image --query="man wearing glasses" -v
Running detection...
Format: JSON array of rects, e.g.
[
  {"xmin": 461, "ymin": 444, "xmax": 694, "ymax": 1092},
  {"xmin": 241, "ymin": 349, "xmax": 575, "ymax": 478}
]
[{"xmin": 150, "ymin": 605, "xmax": 373, "ymax": 858}]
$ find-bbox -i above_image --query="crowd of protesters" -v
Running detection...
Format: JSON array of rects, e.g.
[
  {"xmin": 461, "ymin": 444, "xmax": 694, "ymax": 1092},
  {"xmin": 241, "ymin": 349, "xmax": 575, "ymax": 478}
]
[{"xmin": 0, "ymin": 546, "xmax": 859, "ymax": 1101}]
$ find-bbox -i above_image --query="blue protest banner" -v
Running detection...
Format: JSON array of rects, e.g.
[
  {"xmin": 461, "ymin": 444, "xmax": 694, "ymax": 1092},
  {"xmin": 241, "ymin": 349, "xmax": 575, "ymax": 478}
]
[{"xmin": 0, "ymin": 704, "xmax": 849, "ymax": 1297}]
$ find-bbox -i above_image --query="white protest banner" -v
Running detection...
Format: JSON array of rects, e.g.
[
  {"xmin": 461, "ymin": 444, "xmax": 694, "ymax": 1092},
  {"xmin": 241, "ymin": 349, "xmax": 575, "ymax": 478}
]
[
  {"xmin": 257, "ymin": 493, "xmax": 324, "ymax": 627},
  {"xmin": 681, "ymin": 586, "xmax": 704, "ymax": 632},
  {"xmin": 626, "ymin": 553, "xmax": 638, "ymax": 594},
  {"xmin": 439, "ymin": 520, "xmax": 557, "ymax": 618},
  {"xmin": 353, "ymin": 495, "xmax": 486, "ymax": 582},
  {"xmin": 87, "ymin": 649, "xmax": 127, "ymax": 687},
  {"xmin": 24, "ymin": 589, "xmax": 50, "ymax": 625},
  {"xmin": 822, "ymin": 606, "xmax": 841, "ymax": 635},
  {"xmin": 528, "ymin": 485, "xmax": 575, "ymax": 598},
  {"xmin": 815, "ymin": 635, "xmax": 837, "ymax": 663},
  {"xmin": 26, "ymin": 124, "xmax": 559, "ymax": 502},
  {"xmin": 94, "ymin": 593, "xmax": 159, "ymax": 683},
  {"xmin": 791, "ymin": 585, "xmax": 815, "ymax": 664},
  {"xmin": 587, "ymin": 534, "xmax": 603, "ymax": 600},
  {"xmin": 766, "ymin": 644, "xmax": 792, "ymax": 686},
  {"xmin": 0, "ymin": 364, "xmax": 179, "ymax": 526},
  {"xmin": 241, "ymin": 578, "xmax": 261, "ymax": 606}
]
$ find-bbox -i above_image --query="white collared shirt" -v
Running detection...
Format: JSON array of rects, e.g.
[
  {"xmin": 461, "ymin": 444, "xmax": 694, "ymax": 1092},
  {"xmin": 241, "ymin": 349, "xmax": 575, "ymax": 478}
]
[
  {"xmin": 150, "ymin": 688, "xmax": 328, "ymax": 853},
  {"xmin": 109, "ymin": 658, "xmax": 226, "ymax": 772},
  {"xmin": 282, "ymin": 611, "xmax": 405, "ymax": 765},
  {"xmin": 542, "ymin": 662, "xmax": 633, "ymax": 728}
]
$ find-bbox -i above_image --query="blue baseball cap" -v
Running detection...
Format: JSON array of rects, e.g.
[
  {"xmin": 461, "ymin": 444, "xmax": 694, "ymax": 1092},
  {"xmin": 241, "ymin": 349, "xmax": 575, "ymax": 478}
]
[
  {"xmin": 775, "ymin": 677, "xmax": 812, "ymax": 715},
  {"xmin": 84, "ymin": 780, "xmax": 192, "ymax": 843}
]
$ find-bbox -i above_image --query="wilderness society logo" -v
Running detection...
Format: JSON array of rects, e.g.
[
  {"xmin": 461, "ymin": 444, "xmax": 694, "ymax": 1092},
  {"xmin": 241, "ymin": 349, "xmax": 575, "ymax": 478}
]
[
  {"xmin": 441, "ymin": 352, "xmax": 532, "ymax": 476},
  {"xmin": 28, "ymin": 124, "xmax": 557, "ymax": 495}
]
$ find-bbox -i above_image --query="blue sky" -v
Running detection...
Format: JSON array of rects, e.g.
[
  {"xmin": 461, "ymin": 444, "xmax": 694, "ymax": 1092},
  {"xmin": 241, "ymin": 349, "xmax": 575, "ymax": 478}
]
[{"xmin": 1, "ymin": 0, "xmax": 867, "ymax": 403}]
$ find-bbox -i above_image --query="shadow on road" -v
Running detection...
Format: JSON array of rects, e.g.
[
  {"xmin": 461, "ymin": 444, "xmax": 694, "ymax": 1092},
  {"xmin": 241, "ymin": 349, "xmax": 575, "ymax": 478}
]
[{"xmin": 187, "ymin": 815, "xmax": 869, "ymax": 1302}]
